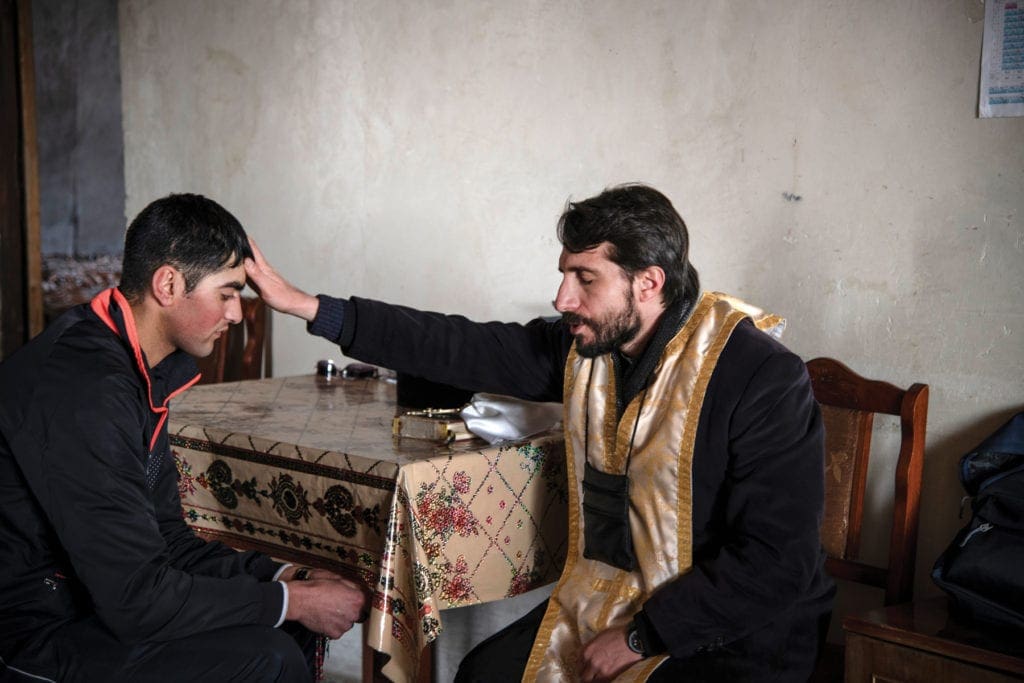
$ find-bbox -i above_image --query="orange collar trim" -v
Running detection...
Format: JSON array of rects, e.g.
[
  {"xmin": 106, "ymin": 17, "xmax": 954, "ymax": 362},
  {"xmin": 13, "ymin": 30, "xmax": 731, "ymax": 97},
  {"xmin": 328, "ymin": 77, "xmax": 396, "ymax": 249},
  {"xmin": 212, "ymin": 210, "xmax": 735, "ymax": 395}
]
[{"xmin": 89, "ymin": 288, "xmax": 200, "ymax": 452}]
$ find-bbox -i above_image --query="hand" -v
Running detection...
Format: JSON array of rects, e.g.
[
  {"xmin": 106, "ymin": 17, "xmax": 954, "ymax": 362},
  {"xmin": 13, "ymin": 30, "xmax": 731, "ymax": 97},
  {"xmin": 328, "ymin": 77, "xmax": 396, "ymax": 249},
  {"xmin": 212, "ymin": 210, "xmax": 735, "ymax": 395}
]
[
  {"xmin": 244, "ymin": 238, "xmax": 321, "ymax": 321},
  {"xmin": 285, "ymin": 576, "xmax": 370, "ymax": 639},
  {"xmin": 281, "ymin": 565, "xmax": 347, "ymax": 582},
  {"xmin": 579, "ymin": 625, "xmax": 642, "ymax": 682}
]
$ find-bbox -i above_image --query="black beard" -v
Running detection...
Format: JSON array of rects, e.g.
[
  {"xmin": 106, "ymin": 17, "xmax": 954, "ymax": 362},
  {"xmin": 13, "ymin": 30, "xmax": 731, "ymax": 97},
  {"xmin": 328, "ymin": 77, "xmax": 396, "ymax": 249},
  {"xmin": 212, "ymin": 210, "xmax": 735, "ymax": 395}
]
[{"xmin": 563, "ymin": 298, "xmax": 641, "ymax": 358}]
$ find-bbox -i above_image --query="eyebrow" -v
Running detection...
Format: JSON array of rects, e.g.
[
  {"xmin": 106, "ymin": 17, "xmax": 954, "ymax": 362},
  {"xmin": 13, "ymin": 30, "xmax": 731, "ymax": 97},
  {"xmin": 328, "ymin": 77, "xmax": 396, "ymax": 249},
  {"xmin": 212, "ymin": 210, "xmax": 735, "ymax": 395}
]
[{"xmin": 558, "ymin": 264, "xmax": 599, "ymax": 275}]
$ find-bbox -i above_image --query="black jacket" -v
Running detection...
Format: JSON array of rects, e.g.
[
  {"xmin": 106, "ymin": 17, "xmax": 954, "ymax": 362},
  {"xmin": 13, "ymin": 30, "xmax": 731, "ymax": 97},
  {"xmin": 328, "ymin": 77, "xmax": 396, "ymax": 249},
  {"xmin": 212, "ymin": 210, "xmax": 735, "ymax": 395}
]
[
  {"xmin": 0, "ymin": 289, "xmax": 284, "ymax": 675},
  {"xmin": 310, "ymin": 294, "xmax": 834, "ymax": 673}
]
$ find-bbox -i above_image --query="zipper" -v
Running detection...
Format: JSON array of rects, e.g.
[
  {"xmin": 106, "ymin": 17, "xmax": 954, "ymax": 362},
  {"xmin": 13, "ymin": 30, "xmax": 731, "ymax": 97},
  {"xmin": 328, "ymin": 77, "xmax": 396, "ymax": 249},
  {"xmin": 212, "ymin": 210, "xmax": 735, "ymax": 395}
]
[{"xmin": 960, "ymin": 522, "xmax": 993, "ymax": 547}]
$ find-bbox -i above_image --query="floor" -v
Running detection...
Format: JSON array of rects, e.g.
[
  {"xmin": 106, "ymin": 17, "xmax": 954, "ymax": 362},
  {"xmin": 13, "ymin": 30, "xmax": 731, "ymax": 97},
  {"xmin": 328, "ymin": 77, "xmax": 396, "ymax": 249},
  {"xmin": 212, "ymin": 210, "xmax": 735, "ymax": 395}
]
[{"xmin": 321, "ymin": 625, "xmax": 362, "ymax": 683}]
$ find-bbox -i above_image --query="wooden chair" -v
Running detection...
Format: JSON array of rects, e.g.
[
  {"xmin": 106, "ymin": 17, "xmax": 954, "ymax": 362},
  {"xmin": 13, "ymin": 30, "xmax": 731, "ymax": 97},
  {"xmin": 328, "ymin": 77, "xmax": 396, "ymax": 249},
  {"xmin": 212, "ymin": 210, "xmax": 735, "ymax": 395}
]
[
  {"xmin": 196, "ymin": 296, "xmax": 272, "ymax": 384},
  {"xmin": 807, "ymin": 357, "xmax": 928, "ymax": 680}
]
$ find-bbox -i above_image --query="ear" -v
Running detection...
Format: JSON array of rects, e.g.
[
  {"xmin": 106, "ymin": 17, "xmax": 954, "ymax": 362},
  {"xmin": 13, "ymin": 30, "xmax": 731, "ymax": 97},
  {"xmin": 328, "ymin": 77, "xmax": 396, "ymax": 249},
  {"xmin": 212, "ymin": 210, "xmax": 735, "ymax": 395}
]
[
  {"xmin": 634, "ymin": 265, "xmax": 666, "ymax": 304},
  {"xmin": 150, "ymin": 264, "xmax": 181, "ymax": 307}
]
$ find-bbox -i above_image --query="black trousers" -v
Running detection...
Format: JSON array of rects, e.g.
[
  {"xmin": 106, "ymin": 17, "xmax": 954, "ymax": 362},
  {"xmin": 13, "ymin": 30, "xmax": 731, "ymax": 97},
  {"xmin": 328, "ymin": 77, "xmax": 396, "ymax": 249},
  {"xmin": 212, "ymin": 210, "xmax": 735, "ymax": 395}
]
[
  {"xmin": 2, "ymin": 619, "xmax": 318, "ymax": 683},
  {"xmin": 455, "ymin": 599, "xmax": 828, "ymax": 683}
]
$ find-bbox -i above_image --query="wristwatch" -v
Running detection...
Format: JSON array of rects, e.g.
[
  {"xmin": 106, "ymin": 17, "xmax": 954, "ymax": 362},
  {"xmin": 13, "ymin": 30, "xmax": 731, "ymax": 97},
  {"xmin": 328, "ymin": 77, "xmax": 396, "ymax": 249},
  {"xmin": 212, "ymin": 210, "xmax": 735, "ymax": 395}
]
[
  {"xmin": 293, "ymin": 566, "xmax": 313, "ymax": 581},
  {"xmin": 626, "ymin": 620, "xmax": 646, "ymax": 656}
]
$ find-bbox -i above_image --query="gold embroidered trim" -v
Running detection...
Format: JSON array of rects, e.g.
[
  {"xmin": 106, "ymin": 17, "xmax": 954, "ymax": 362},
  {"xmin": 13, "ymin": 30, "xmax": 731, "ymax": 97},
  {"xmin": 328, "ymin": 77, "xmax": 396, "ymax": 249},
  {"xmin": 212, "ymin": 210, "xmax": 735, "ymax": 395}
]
[
  {"xmin": 591, "ymin": 578, "xmax": 641, "ymax": 601},
  {"xmin": 561, "ymin": 345, "xmax": 584, "ymax": 572},
  {"xmin": 754, "ymin": 314, "xmax": 784, "ymax": 332},
  {"xmin": 601, "ymin": 360, "xmax": 621, "ymax": 472},
  {"xmin": 636, "ymin": 655, "xmax": 670, "ymax": 682},
  {"xmin": 675, "ymin": 305, "xmax": 748, "ymax": 567},
  {"xmin": 524, "ymin": 346, "xmax": 585, "ymax": 680}
]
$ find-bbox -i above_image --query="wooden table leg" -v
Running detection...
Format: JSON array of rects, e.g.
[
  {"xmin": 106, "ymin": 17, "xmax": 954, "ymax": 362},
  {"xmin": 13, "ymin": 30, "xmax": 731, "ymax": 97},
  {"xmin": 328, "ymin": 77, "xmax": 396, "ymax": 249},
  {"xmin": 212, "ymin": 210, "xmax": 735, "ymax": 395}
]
[
  {"xmin": 360, "ymin": 627, "xmax": 379, "ymax": 683},
  {"xmin": 417, "ymin": 640, "xmax": 434, "ymax": 683}
]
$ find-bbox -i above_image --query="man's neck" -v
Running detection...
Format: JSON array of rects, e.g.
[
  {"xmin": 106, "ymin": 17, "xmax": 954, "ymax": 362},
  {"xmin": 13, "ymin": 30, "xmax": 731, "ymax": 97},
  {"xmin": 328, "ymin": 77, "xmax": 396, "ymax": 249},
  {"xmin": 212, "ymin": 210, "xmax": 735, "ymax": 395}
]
[
  {"xmin": 129, "ymin": 299, "xmax": 173, "ymax": 368},
  {"xmin": 612, "ymin": 296, "xmax": 694, "ymax": 416},
  {"xmin": 619, "ymin": 305, "xmax": 667, "ymax": 359}
]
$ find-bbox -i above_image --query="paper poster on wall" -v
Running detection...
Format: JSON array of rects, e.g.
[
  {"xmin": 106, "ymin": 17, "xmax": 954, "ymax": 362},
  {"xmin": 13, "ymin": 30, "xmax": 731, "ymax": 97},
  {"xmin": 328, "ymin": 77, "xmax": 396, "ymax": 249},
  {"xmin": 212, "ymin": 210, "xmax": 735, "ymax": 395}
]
[{"xmin": 980, "ymin": 0, "xmax": 1024, "ymax": 117}]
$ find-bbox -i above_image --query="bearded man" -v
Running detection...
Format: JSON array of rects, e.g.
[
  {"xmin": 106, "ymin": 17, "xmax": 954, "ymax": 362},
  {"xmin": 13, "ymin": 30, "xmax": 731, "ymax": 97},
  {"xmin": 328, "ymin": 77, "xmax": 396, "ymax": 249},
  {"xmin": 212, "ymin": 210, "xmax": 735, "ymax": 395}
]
[{"xmin": 246, "ymin": 183, "xmax": 834, "ymax": 682}]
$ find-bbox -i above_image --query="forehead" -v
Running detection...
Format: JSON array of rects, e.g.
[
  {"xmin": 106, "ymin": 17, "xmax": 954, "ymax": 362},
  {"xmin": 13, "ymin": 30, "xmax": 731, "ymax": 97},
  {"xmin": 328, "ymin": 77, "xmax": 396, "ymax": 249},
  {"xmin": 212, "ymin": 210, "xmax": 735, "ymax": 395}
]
[
  {"xmin": 192, "ymin": 262, "xmax": 246, "ymax": 290},
  {"xmin": 558, "ymin": 242, "xmax": 618, "ymax": 272}
]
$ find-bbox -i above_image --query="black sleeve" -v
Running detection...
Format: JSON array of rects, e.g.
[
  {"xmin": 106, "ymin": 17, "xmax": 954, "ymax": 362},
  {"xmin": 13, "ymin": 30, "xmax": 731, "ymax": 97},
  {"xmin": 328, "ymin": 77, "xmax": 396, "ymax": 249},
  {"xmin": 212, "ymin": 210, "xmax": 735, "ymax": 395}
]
[
  {"xmin": 310, "ymin": 294, "xmax": 572, "ymax": 403},
  {"xmin": 22, "ymin": 361, "xmax": 283, "ymax": 645},
  {"xmin": 640, "ymin": 339, "xmax": 827, "ymax": 657}
]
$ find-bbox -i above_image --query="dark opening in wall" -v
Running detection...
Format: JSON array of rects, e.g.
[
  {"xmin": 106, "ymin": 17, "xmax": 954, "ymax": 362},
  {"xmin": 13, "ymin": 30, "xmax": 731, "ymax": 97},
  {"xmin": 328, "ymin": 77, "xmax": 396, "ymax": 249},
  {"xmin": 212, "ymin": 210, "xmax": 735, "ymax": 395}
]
[
  {"xmin": 41, "ymin": 254, "xmax": 120, "ymax": 323},
  {"xmin": 33, "ymin": 0, "xmax": 124, "ymax": 320}
]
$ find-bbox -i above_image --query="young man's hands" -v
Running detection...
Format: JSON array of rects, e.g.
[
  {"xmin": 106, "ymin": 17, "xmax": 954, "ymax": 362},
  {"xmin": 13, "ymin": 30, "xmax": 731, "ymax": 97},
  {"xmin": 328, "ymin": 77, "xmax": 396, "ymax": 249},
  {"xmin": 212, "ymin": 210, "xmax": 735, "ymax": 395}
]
[{"xmin": 284, "ymin": 568, "xmax": 370, "ymax": 639}]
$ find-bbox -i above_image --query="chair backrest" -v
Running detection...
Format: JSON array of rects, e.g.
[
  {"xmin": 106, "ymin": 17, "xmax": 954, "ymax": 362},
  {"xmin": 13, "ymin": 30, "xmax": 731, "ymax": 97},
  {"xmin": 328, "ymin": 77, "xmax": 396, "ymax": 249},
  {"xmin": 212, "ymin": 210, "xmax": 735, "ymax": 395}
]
[
  {"xmin": 807, "ymin": 357, "xmax": 928, "ymax": 606},
  {"xmin": 196, "ymin": 297, "xmax": 272, "ymax": 384}
]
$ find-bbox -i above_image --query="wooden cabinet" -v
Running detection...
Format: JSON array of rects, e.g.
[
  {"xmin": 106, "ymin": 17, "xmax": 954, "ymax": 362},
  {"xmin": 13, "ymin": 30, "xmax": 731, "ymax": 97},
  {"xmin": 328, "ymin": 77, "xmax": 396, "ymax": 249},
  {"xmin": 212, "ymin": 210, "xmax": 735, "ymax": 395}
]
[{"xmin": 844, "ymin": 597, "xmax": 1024, "ymax": 682}]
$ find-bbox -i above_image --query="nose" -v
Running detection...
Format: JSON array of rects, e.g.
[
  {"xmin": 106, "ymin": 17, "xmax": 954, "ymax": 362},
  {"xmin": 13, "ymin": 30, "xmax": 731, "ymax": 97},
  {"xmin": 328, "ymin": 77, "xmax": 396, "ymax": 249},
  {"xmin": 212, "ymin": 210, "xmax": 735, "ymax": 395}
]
[
  {"xmin": 226, "ymin": 297, "xmax": 243, "ymax": 324},
  {"xmin": 553, "ymin": 278, "xmax": 578, "ymax": 314}
]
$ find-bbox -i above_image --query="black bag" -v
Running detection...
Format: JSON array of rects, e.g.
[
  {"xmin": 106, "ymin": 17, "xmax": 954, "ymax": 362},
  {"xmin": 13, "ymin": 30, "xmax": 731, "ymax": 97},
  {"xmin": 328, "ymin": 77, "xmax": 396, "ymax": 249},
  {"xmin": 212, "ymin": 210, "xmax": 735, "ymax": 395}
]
[
  {"xmin": 932, "ymin": 411, "xmax": 1024, "ymax": 629},
  {"xmin": 581, "ymin": 461, "xmax": 638, "ymax": 571}
]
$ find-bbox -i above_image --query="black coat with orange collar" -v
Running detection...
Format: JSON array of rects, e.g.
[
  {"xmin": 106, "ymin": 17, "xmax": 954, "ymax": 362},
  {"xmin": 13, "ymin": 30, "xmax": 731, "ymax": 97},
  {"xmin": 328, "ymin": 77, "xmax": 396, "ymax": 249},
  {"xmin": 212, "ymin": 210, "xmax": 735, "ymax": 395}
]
[{"xmin": 0, "ymin": 289, "xmax": 283, "ymax": 677}]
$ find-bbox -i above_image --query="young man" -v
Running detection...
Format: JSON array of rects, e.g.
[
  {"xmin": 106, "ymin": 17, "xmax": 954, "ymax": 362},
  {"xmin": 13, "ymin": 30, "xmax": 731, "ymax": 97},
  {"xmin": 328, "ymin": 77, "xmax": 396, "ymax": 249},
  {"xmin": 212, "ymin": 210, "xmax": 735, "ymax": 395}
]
[
  {"xmin": 0, "ymin": 194, "xmax": 366, "ymax": 683},
  {"xmin": 246, "ymin": 184, "xmax": 835, "ymax": 682}
]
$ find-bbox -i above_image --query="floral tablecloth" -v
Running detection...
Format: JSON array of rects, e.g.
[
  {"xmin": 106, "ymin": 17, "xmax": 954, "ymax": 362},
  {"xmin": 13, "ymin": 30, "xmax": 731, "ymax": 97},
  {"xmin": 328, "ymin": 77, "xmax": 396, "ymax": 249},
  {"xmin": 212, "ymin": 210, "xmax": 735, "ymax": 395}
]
[{"xmin": 169, "ymin": 375, "xmax": 567, "ymax": 683}]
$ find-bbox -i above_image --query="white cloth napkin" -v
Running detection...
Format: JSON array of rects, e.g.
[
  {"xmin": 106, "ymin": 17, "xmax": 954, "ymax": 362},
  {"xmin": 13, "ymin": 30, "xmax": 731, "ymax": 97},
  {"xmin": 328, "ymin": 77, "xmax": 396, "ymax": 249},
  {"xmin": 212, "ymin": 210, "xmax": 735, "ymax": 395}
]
[{"xmin": 460, "ymin": 393, "xmax": 562, "ymax": 444}]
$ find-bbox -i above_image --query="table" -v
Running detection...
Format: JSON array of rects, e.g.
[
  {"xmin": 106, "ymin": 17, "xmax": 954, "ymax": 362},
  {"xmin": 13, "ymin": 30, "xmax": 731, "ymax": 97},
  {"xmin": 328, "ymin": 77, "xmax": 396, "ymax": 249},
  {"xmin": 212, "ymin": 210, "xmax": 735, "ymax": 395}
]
[
  {"xmin": 168, "ymin": 375, "xmax": 568, "ymax": 683},
  {"xmin": 844, "ymin": 597, "xmax": 1024, "ymax": 682}
]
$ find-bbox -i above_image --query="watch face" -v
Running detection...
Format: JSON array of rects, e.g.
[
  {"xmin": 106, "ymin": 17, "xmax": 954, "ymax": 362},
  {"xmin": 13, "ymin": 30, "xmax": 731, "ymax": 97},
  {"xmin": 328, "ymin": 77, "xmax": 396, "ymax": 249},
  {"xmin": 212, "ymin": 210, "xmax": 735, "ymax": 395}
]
[{"xmin": 627, "ymin": 627, "xmax": 644, "ymax": 655}]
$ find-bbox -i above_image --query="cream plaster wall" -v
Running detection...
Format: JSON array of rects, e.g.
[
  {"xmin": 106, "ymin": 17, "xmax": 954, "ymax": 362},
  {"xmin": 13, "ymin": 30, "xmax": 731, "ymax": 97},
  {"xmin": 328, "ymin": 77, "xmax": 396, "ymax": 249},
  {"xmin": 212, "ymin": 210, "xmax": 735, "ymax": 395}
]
[{"xmin": 120, "ymin": 0, "xmax": 1022, "ymax": 619}]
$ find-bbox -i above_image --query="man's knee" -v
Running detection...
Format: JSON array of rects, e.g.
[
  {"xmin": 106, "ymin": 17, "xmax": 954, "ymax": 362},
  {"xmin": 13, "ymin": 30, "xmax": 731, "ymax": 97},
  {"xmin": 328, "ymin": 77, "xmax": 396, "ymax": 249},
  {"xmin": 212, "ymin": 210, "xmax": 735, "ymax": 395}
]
[
  {"xmin": 455, "ymin": 602, "xmax": 546, "ymax": 683},
  {"xmin": 455, "ymin": 646, "xmax": 523, "ymax": 683},
  {"xmin": 237, "ymin": 626, "xmax": 311, "ymax": 683},
  {"xmin": 125, "ymin": 625, "xmax": 312, "ymax": 683}
]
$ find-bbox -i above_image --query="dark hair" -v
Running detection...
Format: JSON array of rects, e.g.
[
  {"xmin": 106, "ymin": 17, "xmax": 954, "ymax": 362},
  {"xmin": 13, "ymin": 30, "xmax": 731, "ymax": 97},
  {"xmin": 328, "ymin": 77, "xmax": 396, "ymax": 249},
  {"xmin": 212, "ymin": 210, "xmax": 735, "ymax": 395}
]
[
  {"xmin": 556, "ymin": 183, "xmax": 699, "ymax": 308},
  {"xmin": 119, "ymin": 193, "xmax": 253, "ymax": 300}
]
